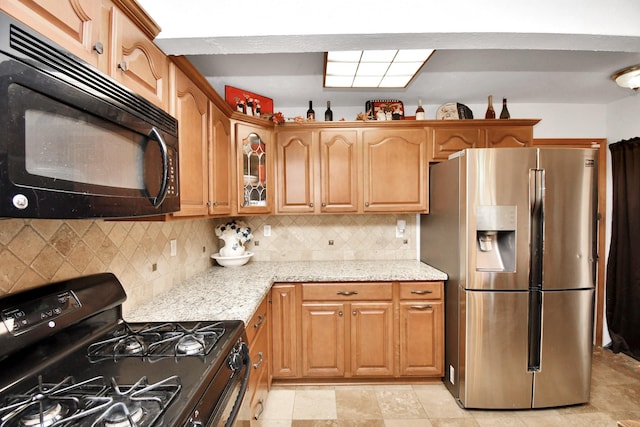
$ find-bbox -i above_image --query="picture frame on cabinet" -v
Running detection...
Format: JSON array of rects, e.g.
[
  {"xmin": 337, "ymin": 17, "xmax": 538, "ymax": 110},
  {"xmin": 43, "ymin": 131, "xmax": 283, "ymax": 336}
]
[
  {"xmin": 365, "ymin": 99, "xmax": 404, "ymax": 120},
  {"xmin": 225, "ymin": 85, "xmax": 274, "ymax": 117}
]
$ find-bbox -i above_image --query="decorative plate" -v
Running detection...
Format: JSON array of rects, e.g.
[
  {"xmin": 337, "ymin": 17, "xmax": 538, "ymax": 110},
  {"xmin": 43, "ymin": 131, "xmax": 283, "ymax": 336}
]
[{"xmin": 436, "ymin": 103, "xmax": 474, "ymax": 120}]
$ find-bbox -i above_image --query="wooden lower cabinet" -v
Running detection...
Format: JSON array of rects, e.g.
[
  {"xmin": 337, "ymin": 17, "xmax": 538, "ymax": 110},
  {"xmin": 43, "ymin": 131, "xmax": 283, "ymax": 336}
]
[
  {"xmin": 271, "ymin": 281, "xmax": 443, "ymax": 381},
  {"xmin": 238, "ymin": 294, "xmax": 270, "ymax": 424}
]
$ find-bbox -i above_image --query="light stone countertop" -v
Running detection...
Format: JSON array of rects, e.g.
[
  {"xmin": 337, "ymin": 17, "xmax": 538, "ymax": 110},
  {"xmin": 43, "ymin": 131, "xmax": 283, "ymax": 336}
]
[{"xmin": 124, "ymin": 260, "xmax": 447, "ymax": 325}]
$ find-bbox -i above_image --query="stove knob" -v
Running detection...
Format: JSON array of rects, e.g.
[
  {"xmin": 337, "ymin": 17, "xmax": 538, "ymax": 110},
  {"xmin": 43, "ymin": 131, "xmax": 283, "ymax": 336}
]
[{"xmin": 228, "ymin": 351, "xmax": 242, "ymax": 371}]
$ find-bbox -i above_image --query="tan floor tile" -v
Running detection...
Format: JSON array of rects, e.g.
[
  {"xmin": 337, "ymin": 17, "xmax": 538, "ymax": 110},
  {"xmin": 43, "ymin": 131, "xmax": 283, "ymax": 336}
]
[
  {"xmin": 262, "ymin": 389, "xmax": 296, "ymax": 420},
  {"xmin": 375, "ymin": 389, "xmax": 428, "ymax": 419},
  {"xmin": 414, "ymin": 386, "xmax": 470, "ymax": 419},
  {"xmin": 430, "ymin": 418, "xmax": 480, "ymax": 427},
  {"xmin": 292, "ymin": 420, "xmax": 384, "ymax": 426},
  {"xmin": 336, "ymin": 389, "xmax": 383, "ymax": 420},
  {"xmin": 517, "ymin": 414, "xmax": 586, "ymax": 426},
  {"xmin": 384, "ymin": 419, "xmax": 434, "ymax": 427},
  {"xmin": 474, "ymin": 416, "xmax": 526, "ymax": 427},
  {"xmin": 293, "ymin": 389, "xmax": 337, "ymax": 420}
]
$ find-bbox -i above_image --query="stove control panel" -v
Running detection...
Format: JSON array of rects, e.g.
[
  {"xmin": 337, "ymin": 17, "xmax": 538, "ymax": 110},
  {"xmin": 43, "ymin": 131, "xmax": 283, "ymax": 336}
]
[{"xmin": 1, "ymin": 290, "xmax": 81, "ymax": 335}]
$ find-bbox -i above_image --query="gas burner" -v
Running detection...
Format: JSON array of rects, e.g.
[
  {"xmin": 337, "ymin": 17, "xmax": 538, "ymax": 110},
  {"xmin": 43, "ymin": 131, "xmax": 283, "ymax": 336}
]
[
  {"xmin": 88, "ymin": 322, "xmax": 225, "ymax": 361},
  {"xmin": 100, "ymin": 401, "xmax": 144, "ymax": 427},
  {"xmin": 176, "ymin": 335, "xmax": 205, "ymax": 355},
  {"xmin": 18, "ymin": 401, "xmax": 66, "ymax": 427},
  {"xmin": 0, "ymin": 376, "xmax": 106, "ymax": 427}
]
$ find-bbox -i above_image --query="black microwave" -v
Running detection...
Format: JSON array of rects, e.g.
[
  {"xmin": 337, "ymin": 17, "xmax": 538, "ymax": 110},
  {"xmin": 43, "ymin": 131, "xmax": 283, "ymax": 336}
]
[{"xmin": 0, "ymin": 12, "xmax": 180, "ymax": 219}]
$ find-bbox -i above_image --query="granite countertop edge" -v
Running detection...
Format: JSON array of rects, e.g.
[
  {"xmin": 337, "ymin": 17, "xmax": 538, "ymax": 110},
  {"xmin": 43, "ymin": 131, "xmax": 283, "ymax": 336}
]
[{"xmin": 124, "ymin": 260, "xmax": 447, "ymax": 325}]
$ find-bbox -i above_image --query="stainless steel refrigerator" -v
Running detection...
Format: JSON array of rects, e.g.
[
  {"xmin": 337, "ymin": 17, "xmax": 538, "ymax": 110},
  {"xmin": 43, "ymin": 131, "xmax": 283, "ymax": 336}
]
[{"xmin": 421, "ymin": 147, "xmax": 597, "ymax": 409}]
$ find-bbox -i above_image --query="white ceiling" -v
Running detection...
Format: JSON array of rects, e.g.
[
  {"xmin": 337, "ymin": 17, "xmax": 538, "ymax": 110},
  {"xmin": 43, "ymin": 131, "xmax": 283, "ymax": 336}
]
[{"xmin": 138, "ymin": 0, "xmax": 640, "ymax": 110}]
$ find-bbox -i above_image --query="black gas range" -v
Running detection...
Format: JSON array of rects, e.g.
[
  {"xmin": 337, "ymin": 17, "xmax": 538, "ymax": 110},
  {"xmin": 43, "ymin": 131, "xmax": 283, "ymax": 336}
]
[{"xmin": 0, "ymin": 273, "xmax": 249, "ymax": 427}]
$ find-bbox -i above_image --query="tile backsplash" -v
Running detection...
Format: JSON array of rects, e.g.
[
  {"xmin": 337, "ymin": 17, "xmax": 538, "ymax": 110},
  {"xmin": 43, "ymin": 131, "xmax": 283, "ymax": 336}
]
[{"xmin": 0, "ymin": 214, "xmax": 416, "ymax": 310}]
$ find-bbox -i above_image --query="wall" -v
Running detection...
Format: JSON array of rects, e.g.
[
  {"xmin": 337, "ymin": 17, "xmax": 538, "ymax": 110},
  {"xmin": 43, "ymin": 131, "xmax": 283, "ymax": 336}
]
[
  {"xmin": 0, "ymin": 218, "xmax": 217, "ymax": 313},
  {"xmin": 225, "ymin": 214, "xmax": 417, "ymax": 262},
  {"xmin": 0, "ymin": 214, "xmax": 416, "ymax": 312},
  {"xmin": 277, "ymin": 103, "xmax": 608, "ymax": 139}
]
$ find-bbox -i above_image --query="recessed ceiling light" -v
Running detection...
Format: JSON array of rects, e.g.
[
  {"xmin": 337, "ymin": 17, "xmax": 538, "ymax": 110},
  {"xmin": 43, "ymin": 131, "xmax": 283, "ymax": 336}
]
[{"xmin": 324, "ymin": 49, "xmax": 435, "ymax": 88}]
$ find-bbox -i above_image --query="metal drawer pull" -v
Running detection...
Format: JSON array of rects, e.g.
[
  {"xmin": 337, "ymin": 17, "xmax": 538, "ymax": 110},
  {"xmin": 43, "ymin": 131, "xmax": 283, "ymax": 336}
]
[
  {"xmin": 411, "ymin": 289, "xmax": 433, "ymax": 295},
  {"xmin": 253, "ymin": 399, "xmax": 264, "ymax": 420},
  {"xmin": 336, "ymin": 291, "xmax": 358, "ymax": 296},
  {"xmin": 253, "ymin": 314, "xmax": 265, "ymax": 329},
  {"xmin": 118, "ymin": 61, "xmax": 128, "ymax": 72},
  {"xmin": 253, "ymin": 351, "xmax": 263, "ymax": 369},
  {"xmin": 411, "ymin": 305, "xmax": 433, "ymax": 310},
  {"xmin": 93, "ymin": 41, "xmax": 104, "ymax": 54}
]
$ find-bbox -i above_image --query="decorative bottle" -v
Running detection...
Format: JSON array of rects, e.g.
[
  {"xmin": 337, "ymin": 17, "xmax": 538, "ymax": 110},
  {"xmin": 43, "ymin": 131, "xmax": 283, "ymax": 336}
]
[
  {"xmin": 306, "ymin": 101, "xmax": 315, "ymax": 120},
  {"xmin": 500, "ymin": 98, "xmax": 510, "ymax": 119},
  {"xmin": 324, "ymin": 101, "xmax": 333, "ymax": 121},
  {"xmin": 415, "ymin": 99, "xmax": 425, "ymax": 120},
  {"xmin": 485, "ymin": 95, "xmax": 496, "ymax": 119}
]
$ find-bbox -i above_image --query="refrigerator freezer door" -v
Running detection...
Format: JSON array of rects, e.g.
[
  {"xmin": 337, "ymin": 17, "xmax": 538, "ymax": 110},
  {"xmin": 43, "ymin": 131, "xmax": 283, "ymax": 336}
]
[
  {"xmin": 463, "ymin": 289, "xmax": 532, "ymax": 408},
  {"xmin": 533, "ymin": 289, "xmax": 594, "ymax": 408},
  {"xmin": 538, "ymin": 148, "xmax": 597, "ymax": 290},
  {"xmin": 466, "ymin": 149, "xmax": 537, "ymax": 291}
]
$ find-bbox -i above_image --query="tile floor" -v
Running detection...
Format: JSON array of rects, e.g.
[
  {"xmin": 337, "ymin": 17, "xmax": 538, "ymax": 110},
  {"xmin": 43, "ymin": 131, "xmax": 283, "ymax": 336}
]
[{"xmin": 256, "ymin": 347, "xmax": 640, "ymax": 426}]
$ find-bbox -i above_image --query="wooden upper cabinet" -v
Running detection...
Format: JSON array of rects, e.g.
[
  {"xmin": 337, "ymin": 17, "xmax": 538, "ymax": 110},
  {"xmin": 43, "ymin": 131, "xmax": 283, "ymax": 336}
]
[
  {"xmin": 209, "ymin": 102, "xmax": 232, "ymax": 215},
  {"xmin": 485, "ymin": 124, "xmax": 533, "ymax": 148},
  {"xmin": 319, "ymin": 130, "xmax": 359, "ymax": 213},
  {"xmin": 362, "ymin": 128, "xmax": 428, "ymax": 212},
  {"xmin": 276, "ymin": 130, "xmax": 315, "ymax": 213},
  {"xmin": 236, "ymin": 122, "xmax": 273, "ymax": 214},
  {"xmin": 110, "ymin": 7, "xmax": 168, "ymax": 109},
  {"xmin": 429, "ymin": 119, "xmax": 540, "ymax": 162},
  {"xmin": 430, "ymin": 127, "xmax": 482, "ymax": 161},
  {"xmin": 1, "ymin": 0, "xmax": 107, "ymax": 70},
  {"xmin": 169, "ymin": 63, "xmax": 209, "ymax": 217}
]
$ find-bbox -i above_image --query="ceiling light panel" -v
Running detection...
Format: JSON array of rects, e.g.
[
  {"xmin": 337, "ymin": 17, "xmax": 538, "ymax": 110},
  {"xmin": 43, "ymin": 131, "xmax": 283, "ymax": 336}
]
[{"xmin": 324, "ymin": 49, "xmax": 434, "ymax": 88}]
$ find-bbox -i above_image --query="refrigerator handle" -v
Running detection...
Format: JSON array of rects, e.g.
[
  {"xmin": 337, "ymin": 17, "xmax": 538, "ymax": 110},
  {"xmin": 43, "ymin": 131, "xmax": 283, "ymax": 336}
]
[{"xmin": 528, "ymin": 169, "xmax": 545, "ymax": 372}]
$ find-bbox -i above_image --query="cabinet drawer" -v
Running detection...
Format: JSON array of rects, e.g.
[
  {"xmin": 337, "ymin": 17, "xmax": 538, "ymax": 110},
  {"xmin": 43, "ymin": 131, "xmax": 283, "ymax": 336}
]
[
  {"xmin": 246, "ymin": 295, "xmax": 269, "ymax": 344},
  {"xmin": 399, "ymin": 281, "xmax": 443, "ymax": 300},
  {"xmin": 302, "ymin": 282, "xmax": 392, "ymax": 301}
]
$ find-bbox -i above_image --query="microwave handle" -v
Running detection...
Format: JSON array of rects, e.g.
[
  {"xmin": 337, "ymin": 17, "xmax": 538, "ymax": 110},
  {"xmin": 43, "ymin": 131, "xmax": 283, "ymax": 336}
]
[{"xmin": 149, "ymin": 127, "xmax": 169, "ymax": 207}]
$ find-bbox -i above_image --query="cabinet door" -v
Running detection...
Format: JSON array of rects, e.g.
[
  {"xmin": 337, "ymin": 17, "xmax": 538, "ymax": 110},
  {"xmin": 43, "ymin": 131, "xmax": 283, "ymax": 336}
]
[
  {"xmin": 276, "ymin": 130, "xmax": 315, "ymax": 213},
  {"xmin": 350, "ymin": 302, "xmax": 394, "ymax": 376},
  {"xmin": 2, "ymin": 0, "xmax": 106, "ymax": 70},
  {"xmin": 110, "ymin": 8, "xmax": 168, "ymax": 109},
  {"xmin": 319, "ymin": 130, "xmax": 359, "ymax": 213},
  {"xmin": 301, "ymin": 303, "xmax": 345, "ymax": 377},
  {"xmin": 430, "ymin": 127, "xmax": 482, "ymax": 161},
  {"xmin": 169, "ymin": 64, "xmax": 209, "ymax": 217},
  {"xmin": 362, "ymin": 128, "xmax": 427, "ymax": 212},
  {"xmin": 208, "ymin": 102, "xmax": 232, "ymax": 215},
  {"xmin": 485, "ymin": 126, "xmax": 532, "ymax": 148},
  {"xmin": 271, "ymin": 284, "xmax": 298, "ymax": 378},
  {"xmin": 398, "ymin": 300, "xmax": 444, "ymax": 376},
  {"xmin": 236, "ymin": 123, "xmax": 273, "ymax": 214}
]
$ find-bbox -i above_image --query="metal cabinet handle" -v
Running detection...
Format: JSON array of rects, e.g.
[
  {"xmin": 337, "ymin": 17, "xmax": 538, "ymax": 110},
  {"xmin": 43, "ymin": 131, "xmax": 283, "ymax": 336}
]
[
  {"xmin": 336, "ymin": 291, "xmax": 358, "ymax": 296},
  {"xmin": 253, "ymin": 314, "xmax": 265, "ymax": 329},
  {"xmin": 309, "ymin": 202, "xmax": 314, "ymax": 207},
  {"xmin": 338, "ymin": 310, "xmax": 343, "ymax": 317},
  {"xmin": 321, "ymin": 202, "xmax": 327, "ymax": 207},
  {"xmin": 411, "ymin": 305, "xmax": 433, "ymax": 310},
  {"xmin": 365, "ymin": 201, "xmax": 370, "ymax": 207},
  {"xmin": 93, "ymin": 41, "xmax": 104, "ymax": 54},
  {"xmin": 411, "ymin": 289, "xmax": 433, "ymax": 295},
  {"xmin": 118, "ymin": 61, "xmax": 128, "ymax": 72},
  {"xmin": 253, "ymin": 351, "xmax": 263, "ymax": 369},
  {"xmin": 352, "ymin": 310, "xmax": 357, "ymax": 316},
  {"xmin": 253, "ymin": 399, "xmax": 264, "ymax": 420}
]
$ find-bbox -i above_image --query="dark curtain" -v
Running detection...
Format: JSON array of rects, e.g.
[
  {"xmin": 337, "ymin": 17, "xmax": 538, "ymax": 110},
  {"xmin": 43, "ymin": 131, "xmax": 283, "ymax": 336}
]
[{"xmin": 606, "ymin": 137, "xmax": 640, "ymax": 361}]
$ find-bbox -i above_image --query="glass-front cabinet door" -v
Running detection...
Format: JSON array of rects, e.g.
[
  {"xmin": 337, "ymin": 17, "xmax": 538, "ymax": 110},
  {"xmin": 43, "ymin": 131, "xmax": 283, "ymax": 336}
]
[{"xmin": 236, "ymin": 123, "xmax": 272, "ymax": 214}]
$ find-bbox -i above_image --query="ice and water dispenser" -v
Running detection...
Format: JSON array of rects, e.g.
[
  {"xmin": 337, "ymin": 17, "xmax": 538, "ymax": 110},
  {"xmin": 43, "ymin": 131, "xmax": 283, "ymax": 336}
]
[{"xmin": 475, "ymin": 205, "xmax": 517, "ymax": 272}]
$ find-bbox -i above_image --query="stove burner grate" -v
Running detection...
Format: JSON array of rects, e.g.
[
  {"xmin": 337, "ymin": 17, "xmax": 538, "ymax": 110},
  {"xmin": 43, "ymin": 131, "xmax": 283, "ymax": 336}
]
[
  {"xmin": 87, "ymin": 322, "xmax": 225, "ymax": 361},
  {"xmin": 0, "ymin": 376, "xmax": 181, "ymax": 427}
]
